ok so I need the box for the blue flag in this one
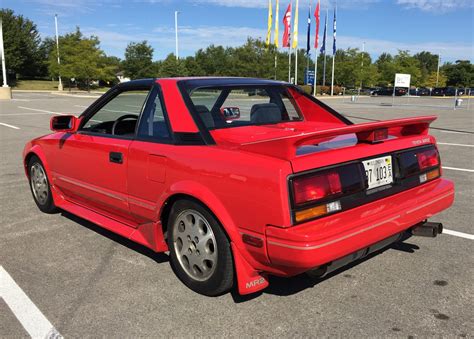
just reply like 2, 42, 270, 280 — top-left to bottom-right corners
332, 8, 336, 55
320, 12, 327, 54
306, 6, 311, 55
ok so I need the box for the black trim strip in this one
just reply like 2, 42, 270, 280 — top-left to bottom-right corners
288, 144, 439, 225
176, 80, 216, 145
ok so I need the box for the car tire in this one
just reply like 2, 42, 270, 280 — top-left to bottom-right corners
167, 199, 234, 296
27, 155, 57, 214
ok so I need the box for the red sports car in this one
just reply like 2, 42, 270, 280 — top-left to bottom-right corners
23, 78, 454, 296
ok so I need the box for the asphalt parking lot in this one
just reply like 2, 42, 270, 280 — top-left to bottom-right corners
1, 92, 473, 337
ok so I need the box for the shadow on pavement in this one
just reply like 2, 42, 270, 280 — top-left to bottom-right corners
59, 210, 421, 301
233, 239, 420, 301
60, 211, 169, 264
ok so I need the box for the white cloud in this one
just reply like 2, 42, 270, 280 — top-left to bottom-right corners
337, 35, 473, 61
80, 24, 472, 62
81, 25, 266, 58
396, 0, 474, 12
192, 0, 379, 9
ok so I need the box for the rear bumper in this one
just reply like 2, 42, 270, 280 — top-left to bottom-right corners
265, 178, 454, 276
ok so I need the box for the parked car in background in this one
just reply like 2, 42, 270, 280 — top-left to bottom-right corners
432, 87, 463, 96
418, 88, 431, 96
409, 88, 431, 96
372, 87, 408, 96
432, 87, 446, 96
23, 77, 454, 296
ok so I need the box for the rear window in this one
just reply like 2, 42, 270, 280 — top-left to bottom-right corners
185, 86, 302, 130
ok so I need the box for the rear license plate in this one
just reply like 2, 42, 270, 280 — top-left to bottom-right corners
363, 155, 393, 190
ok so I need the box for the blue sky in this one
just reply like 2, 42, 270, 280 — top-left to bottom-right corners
3, 0, 474, 62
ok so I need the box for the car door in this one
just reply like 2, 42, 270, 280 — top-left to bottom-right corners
127, 84, 174, 223
50, 85, 152, 226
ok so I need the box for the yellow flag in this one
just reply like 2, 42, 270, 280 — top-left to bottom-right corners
266, 0, 273, 46
274, 0, 279, 47
292, 0, 299, 48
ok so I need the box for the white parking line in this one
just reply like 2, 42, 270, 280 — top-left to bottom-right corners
444, 229, 474, 240
0, 112, 57, 116
439, 130, 471, 135
438, 142, 474, 148
74, 105, 88, 108
17, 106, 67, 115
0, 122, 20, 129
0, 266, 62, 338
442, 166, 474, 173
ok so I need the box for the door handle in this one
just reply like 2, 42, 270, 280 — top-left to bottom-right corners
109, 152, 123, 164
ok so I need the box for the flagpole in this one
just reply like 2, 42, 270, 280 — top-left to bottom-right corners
274, 0, 279, 80
288, 47, 291, 82
287, 1, 293, 83
312, 0, 320, 96
313, 0, 321, 97
330, 52, 335, 96
293, 0, 299, 85
330, 6, 336, 96
274, 53, 278, 80
322, 9, 327, 87
306, 3, 311, 84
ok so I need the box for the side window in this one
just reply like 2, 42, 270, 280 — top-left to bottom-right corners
282, 92, 301, 120
137, 89, 171, 141
81, 90, 149, 136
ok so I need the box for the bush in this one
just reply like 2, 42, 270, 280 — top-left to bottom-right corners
298, 85, 313, 94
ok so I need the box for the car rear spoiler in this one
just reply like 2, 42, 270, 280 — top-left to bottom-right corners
239, 116, 437, 160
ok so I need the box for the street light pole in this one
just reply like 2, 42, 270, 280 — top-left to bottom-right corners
54, 14, 63, 91
175, 11, 179, 60
0, 17, 12, 99
0, 17, 8, 88
436, 53, 440, 87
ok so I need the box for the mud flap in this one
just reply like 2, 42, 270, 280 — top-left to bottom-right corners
131, 221, 168, 252
231, 242, 269, 295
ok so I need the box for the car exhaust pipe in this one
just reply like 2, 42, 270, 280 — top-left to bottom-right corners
411, 221, 443, 237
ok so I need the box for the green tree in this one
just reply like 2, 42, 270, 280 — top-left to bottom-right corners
194, 45, 231, 76
122, 41, 154, 79
183, 56, 205, 76
414, 51, 439, 85
48, 28, 114, 91
442, 60, 473, 87
375, 53, 396, 86
159, 54, 188, 77
393, 50, 422, 86
0, 9, 44, 79
422, 71, 447, 88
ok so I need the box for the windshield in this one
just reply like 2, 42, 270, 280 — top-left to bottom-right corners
185, 85, 303, 130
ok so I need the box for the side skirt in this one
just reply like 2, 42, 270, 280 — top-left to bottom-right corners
53, 186, 168, 252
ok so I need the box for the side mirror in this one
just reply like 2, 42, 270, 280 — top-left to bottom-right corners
50, 115, 79, 133
220, 107, 241, 121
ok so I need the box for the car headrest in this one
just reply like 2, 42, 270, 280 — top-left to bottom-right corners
250, 103, 281, 124
194, 105, 215, 128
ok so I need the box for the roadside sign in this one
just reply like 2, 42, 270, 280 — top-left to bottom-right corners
394, 73, 411, 88
305, 69, 315, 85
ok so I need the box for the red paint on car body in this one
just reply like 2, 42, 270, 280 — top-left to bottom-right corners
23, 78, 454, 295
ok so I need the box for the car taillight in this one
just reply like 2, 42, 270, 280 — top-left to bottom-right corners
416, 148, 439, 170
293, 171, 342, 205
415, 148, 441, 183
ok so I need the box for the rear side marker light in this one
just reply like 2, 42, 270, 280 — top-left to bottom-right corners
242, 234, 263, 248
295, 200, 341, 223
420, 168, 440, 183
